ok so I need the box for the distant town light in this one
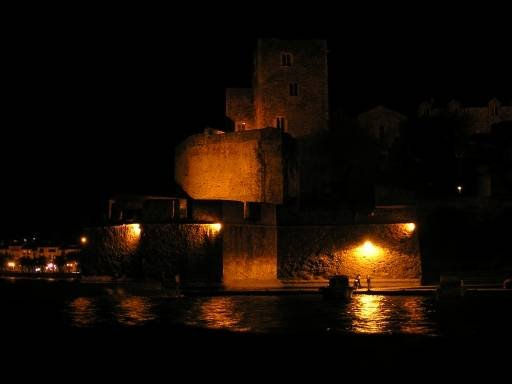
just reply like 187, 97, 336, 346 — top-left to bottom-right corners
80, 236, 87, 245
35, 267, 41, 272
405, 223, 416, 232
457, 185, 463, 194
7, 261, 15, 268
45, 263, 57, 272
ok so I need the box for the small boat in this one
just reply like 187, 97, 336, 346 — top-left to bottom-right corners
320, 275, 354, 301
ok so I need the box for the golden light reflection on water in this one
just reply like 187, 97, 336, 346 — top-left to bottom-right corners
350, 295, 435, 335
194, 297, 250, 332
69, 297, 97, 327
351, 295, 390, 334
117, 296, 156, 326
66, 293, 436, 335
399, 297, 432, 334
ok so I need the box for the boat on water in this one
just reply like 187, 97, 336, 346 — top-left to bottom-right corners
320, 275, 354, 301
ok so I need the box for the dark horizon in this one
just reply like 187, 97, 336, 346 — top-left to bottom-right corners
1, 10, 511, 239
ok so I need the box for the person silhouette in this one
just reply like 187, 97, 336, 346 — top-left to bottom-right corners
354, 274, 362, 289
175, 273, 181, 297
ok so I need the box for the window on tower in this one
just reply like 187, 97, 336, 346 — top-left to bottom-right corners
289, 83, 298, 96
243, 202, 261, 221
489, 100, 498, 118
281, 53, 292, 66
276, 117, 286, 132
236, 122, 247, 131
379, 125, 385, 140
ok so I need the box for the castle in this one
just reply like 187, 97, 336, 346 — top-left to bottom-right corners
83, 39, 511, 287
173, 39, 421, 287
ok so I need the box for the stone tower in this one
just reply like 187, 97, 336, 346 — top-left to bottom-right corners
226, 39, 329, 138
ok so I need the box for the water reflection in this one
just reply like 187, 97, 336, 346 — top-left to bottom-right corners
400, 297, 435, 335
69, 297, 97, 327
351, 295, 389, 334
15, 278, 512, 337
187, 297, 250, 332
64, 291, 438, 334
116, 296, 156, 326
349, 295, 437, 335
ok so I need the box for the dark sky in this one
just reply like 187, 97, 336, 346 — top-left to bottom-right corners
1, 7, 510, 239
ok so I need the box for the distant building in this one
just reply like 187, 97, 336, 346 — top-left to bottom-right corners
464, 98, 512, 134
0, 244, 80, 262
357, 105, 407, 149
1, 245, 26, 260
418, 98, 512, 135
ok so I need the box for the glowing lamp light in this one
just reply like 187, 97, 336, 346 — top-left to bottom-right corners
362, 241, 378, 257
405, 223, 416, 232
35, 267, 41, 272
7, 262, 15, 268
355, 240, 381, 260
128, 223, 141, 237
206, 223, 222, 237
80, 236, 87, 245
457, 185, 463, 194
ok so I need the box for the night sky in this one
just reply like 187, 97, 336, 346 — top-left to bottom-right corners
1, 6, 510, 240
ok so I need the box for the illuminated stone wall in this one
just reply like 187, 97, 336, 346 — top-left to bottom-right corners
175, 128, 293, 204
80, 223, 222, 283
80, 224, 142, 277
139, 224, 222, 283
81, 222, 420, 286
277, 223, 421, 281
222, 224, 278, 286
